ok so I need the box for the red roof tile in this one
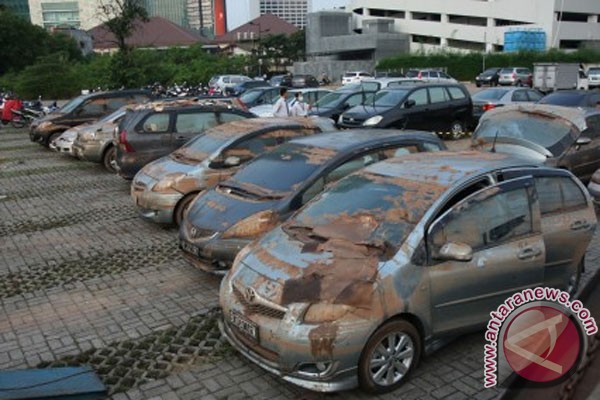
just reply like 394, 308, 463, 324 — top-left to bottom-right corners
214, 13, 299, 44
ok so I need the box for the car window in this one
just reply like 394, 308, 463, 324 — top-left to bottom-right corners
429, 87, 449, 103
142, 113, 170, 133
536, 176, 587, 214
440, 72, 451, 79
108, 97, 127, 111
176, 112, 218, 134
80, 98, 108, 115
219, 112, 247, 124
223, 128, 302, 162
511, 90, 529, 102
585, 115, 600, 138
447, 87, 467, 100
526, 90, 543, 102
380, 145, 419, 158
408, 88, 428, 106
430, 185, 533, 255
325, 151, 381, 184
347, 93, 366, 107
429, 71, 440, 78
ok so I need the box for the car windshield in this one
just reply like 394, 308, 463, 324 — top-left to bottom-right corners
100, 108, 125, 123
538, 93, 585, 107
59, 96, 86, 113
473, 89, 509, 101
481, 68, 498, 75
239, 89, 266, 104
226, 143, 337, 196
475, 111, 576, 156
172, 132, 229, 162
314, 92, 345, 108
287, 173, 442, 250
500, 68, 514, 74
372, 90, 408, 107
589, 68, 600, 74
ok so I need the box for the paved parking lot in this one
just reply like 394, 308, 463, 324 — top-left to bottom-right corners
1, 126, 599, 400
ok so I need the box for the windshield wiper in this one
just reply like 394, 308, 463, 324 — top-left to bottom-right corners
217, 183, 266, 200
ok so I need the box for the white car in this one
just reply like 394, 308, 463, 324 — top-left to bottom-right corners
342, 71, 373, 85
208, 74, 253, 92
50, 129, 78, 156
587, 67, 600, 89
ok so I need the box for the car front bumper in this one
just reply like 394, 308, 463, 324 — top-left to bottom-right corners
131, 186, 182, 224
73, 141, 104, 163
179, 236, 251, 274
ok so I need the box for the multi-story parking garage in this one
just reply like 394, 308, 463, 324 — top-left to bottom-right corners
349, 0, 600, 52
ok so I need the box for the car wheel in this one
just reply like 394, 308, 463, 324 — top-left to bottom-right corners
449, 120, 466, 139
358, 320, 421, 394
45, 132, 61, 148
567, 260, 583, 296
102, 146, 117, 173
476, 82, 481, 88
174, 192, 198, 227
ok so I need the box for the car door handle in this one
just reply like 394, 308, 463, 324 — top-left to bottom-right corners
571, 220, 590, 231
517, 247, 542, 260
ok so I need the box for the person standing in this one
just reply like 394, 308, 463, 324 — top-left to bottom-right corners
290, 92, 309, 117
272, 87, 290, 117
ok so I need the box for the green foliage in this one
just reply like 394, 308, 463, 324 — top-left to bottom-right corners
13, 53, 80, 99
377, 49, 600, 81
97, 0, 148, 54
0, 8, 82, 75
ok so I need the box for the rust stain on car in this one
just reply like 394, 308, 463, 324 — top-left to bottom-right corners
308, 323, 338, 358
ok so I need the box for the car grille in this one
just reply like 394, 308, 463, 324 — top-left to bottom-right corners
233, 285, 286, 320
341, 116, 364, 127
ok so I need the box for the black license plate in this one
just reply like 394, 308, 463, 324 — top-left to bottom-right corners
180, 240, 200, 257
230, 310, 259, 341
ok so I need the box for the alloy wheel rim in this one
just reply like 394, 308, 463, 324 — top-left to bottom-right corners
369, 332, 414, 386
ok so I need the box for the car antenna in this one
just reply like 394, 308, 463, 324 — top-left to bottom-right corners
490, 128, 500, 153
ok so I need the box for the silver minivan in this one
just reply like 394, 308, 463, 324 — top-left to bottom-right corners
498, 67, 532, 86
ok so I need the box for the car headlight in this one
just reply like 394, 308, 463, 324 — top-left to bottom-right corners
303, 303, 353, 324
152, 173, 185, 193
337, 114, 343, 125
222, 210, 277, 239
363, 115, 383, 126
78, 131, 96, 142
38, 121, 53, 130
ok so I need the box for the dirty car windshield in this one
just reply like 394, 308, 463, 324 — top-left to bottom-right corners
289, 173, 428, 248
372, 90, 408, 107
59, 96, 85, 113
229, 143, 336, 195
476, 112, 575, 156
314, 92, 344, 108
173, 132, 228, 161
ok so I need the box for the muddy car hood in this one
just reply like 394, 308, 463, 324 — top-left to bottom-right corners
142, 155, 204, 180
234, 226, 383, 308
187, 187, 280, 233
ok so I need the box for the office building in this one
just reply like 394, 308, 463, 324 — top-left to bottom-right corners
0, 0, 31, 20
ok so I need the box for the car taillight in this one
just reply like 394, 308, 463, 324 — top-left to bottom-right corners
119, 129, 135, 153
417, 72, 422, 79
512, 73, 516, 79
482, 103, 496, 111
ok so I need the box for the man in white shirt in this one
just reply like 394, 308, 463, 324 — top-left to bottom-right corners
272, 87, 290, 117
290, 92, 309, 117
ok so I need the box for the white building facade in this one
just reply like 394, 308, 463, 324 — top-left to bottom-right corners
349, 0, 600, 52
28, 0, 109, 30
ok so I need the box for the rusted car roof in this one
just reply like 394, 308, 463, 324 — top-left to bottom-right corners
364, 150, 534, 188
481, 103, 599, 132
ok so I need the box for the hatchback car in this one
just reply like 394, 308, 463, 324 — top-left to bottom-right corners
225, 80, 271, 96
209, 75, 253, 92
342, 71, 373, 85
475, 67, 501, 87
471, 87, 543, 125
472, 104, 600, 183
30, 89, 151, 147
405, 69, 457, 83
180, 130, 446, 273
309, 88, 376, 122
280, 74, 319, 88
498, 67, 532, 87
220, 151, 596, 393
238, 87, 281, 108
115, 99, 255, 180
131, 117, 336, 225
338, 83, 472, 136
538, 90, 600, 108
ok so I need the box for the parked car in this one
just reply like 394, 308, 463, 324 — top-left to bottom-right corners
472, 104, 600, 183
471, 87, 544, 125
71, 107, 129, 172
348, 77, 414, 92
588, 67, 600, 89
180, 130, 446, 272
338, 83, 472, 136
30, 89, 151, 147
131, 117, 336, 225
115, 99, 255, 180
250, 88, 332, 117
475, 67, 501, 87
220, 151, 596, 393
49, 129, 78, 156
238, 87, 281, 108
225, 80, 271, 96
342, 71, 373, 85
269, 74, 286, 86
309, 87, 377, 122
208, 75, 253, 92
498, 67, 532, 87
538, 90, 600, 108
587, 168, 600, 207
280, 74, 320, 88
405, 69, 457, 83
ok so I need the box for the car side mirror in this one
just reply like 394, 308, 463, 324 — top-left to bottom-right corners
435, 242, 473, 262
224, 156, 241, 167
576, 136, 592, 146
404, 99, 416, 109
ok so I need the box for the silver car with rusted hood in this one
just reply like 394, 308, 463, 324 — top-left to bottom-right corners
220, 151, 597, 393
131, 117, 336, 225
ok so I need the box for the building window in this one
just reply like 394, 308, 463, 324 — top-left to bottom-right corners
448, 14, 487, 26
41, 1, 80, 28
559, 40, 582, 50
556, 12, 589, 22
368, 8, 405, 19
447, 39, 485, 51
411, 12, 441, 22
494, 18, 532, 26
412, 35, 441, 45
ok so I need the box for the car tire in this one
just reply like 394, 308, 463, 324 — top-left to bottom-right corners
102, 146, 117, 173
567, 260, 583, 296
449, 120, 466, 139
358, 319, 421, 394
476, 82, 481, 88
174, 192, 199, 227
